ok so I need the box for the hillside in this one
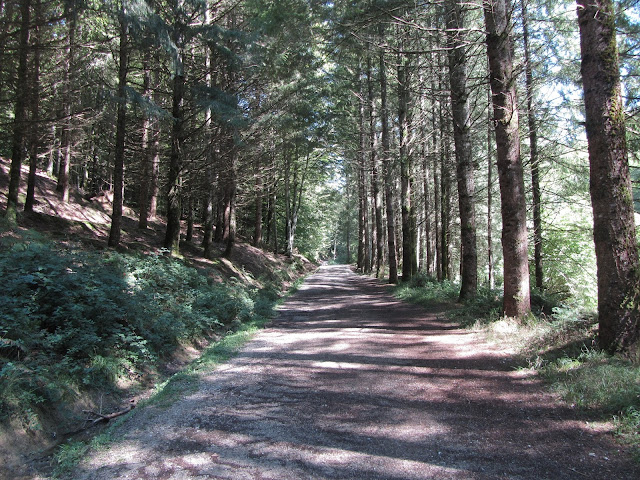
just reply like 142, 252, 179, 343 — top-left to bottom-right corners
0, 157, 315, 474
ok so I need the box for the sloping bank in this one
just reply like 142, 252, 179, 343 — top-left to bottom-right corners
0, 226, 315, 476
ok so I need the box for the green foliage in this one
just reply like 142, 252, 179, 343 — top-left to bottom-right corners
394, 273, 459, 306
0, 230, 283, 431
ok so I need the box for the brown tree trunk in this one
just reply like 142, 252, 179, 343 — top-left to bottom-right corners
447, 0, 477, 300
577, 0, 640, 354
521, 0, 543, 290
223, 145, 237, 258
367, 55, 384, 277
484, 0, 531, 317
398, 50, 418, 282
25, 0, 42, 213
253, 156, 263, 247
487, 83, 495, 290
357, 66, 368, 271
138, 53, 152, 230
164, 62, 185, 254
380, 35, 398, 284
5, 0, 31, 224
108, 9, 129, 248
57, 4, 76, 203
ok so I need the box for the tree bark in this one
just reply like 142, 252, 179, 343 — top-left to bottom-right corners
357, 66, 368, 271
484, 0, 531, 317
5, 0, 31, 224
57, 3, 76, 203
577, 0, 640, 354
367, 55, 384, 277
108, 8, 129, 248
447, 0, 477, 300
25, 0, 42, 213
138, 53, 152, 230
380, 35, 398, 284
398, 49, 418, 282
487, 83, 495, 290
521, 0, 543, 290
164, 6, 186, 255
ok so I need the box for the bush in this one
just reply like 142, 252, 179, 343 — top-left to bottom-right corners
0, 231, 283, 430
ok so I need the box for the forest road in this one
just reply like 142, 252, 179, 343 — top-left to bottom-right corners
69, 264, 638, 479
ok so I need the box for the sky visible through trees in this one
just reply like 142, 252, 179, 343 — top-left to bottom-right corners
1, 0, 640, 353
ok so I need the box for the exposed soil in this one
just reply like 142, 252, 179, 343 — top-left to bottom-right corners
26, 265, 639, 479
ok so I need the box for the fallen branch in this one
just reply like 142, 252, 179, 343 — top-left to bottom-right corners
82, 400, 136, 428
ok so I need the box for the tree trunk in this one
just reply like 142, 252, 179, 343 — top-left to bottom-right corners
108, 9, 129, 248
487, 83, 495, 290
138, 53, 152, 230
223, 145, 237, 258
57, 4, 76, 203
357, 66, 368, 271
367, 55, 384, 277
484, 0, 531, 317
447, 0, 477, 300
164, 57, 185, 255
25, 0, 42, 213
398, 50, 418, 282
253, 155, 263, 247
5, 0, 31, 224
380, 35, 398, 284
521, 0, 543, 290
577, 0, 640, 354
433, 99, 442, 281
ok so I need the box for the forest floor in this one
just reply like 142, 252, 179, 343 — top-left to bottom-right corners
42, 264, 639, 480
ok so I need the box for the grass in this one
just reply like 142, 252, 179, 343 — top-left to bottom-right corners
394, 279, 640, 459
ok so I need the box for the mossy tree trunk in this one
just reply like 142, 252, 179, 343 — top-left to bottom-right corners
577, 0, 640, 354
484, 0, 531, 317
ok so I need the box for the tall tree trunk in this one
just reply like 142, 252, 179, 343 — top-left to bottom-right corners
223, 144, 237, 258
433, 100, 442, 281
25, 0, 42, 213
577, 0, 640, 354
380, 35, 398, 284
148, 64, 161, 221
440, 128, 451, 280
398, 50, 418, 282
5, 0, 31, 224
357, 67, 368, 271
253, 155, 263, 247
185, 189, 194, 243
422, 145, 433, 276
138, 53, 152, 229
447, 0, 477, 300
521, 0, 543, 290
487, 83, 495, 290
164, 54, 185, 254
484, 0, 531, 317
367, 55, 384, 277
108, 9, 129, 248
57, 4, 76, 203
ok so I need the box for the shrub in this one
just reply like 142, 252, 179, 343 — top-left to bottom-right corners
0, 231, 285, 430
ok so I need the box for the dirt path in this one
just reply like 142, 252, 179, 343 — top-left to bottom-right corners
67, 265, 637, 479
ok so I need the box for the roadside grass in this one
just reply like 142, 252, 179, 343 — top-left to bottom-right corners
394, 278, 640, 459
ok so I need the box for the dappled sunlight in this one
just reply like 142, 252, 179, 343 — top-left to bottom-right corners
73, 265, 637, 479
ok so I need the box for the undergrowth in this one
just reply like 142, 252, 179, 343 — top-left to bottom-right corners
0, 226, 285, 434
395, 277, 640, 458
